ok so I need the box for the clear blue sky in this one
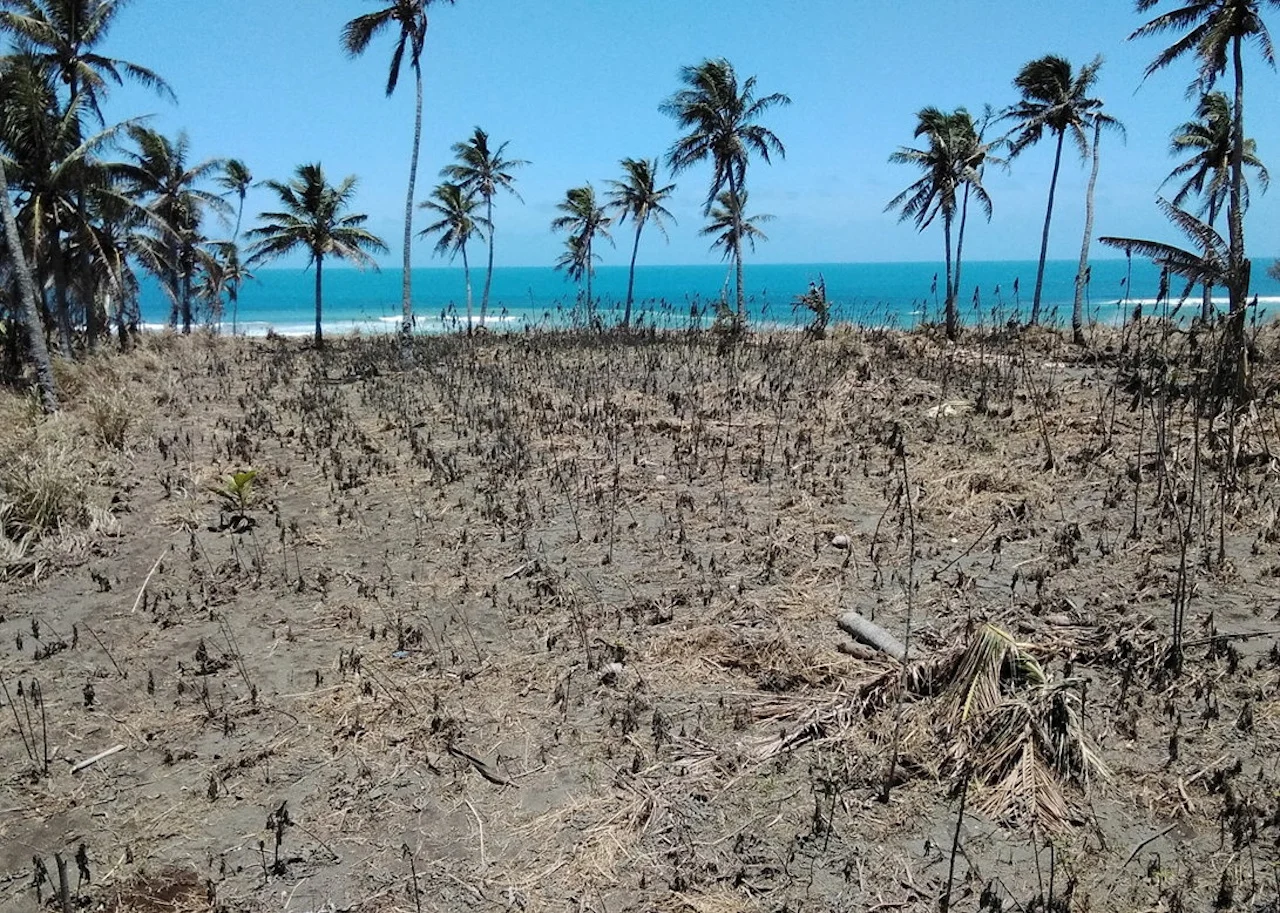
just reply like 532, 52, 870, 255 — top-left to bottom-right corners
96, 0, 1280, 269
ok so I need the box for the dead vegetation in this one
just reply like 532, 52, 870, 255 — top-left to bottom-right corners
2, 318, 1280, 912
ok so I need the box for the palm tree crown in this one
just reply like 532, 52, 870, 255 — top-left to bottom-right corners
1131, 0, 1278, 90
418, 181, 489, 331
886, 106, 994, 339
1164, 90, 1268, 216
245, 163, 387, 346
441, 126, 526, 326
605, 157, 676, 327
701, 189, 771, 258
1002, 54, 1117, 324
661, 57, 789, 320
551, 183, 612, 316
0, 0, 173, 120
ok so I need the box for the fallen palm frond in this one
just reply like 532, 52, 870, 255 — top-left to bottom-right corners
759, 621, 1105, 831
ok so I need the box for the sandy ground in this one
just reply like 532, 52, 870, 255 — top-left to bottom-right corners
3, 323, 1280, 913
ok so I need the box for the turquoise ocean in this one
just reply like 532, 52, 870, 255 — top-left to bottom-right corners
139, 259, 1280, 336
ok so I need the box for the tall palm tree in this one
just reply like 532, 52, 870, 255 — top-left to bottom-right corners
886, 107, 993, 340
0, 155, 56, 410
418, 181, 488, 332
1003, 55, 1113, 326
1131, 0, 1278, 399
1161, 91, 1268, 320
245, 163, 387, 348
554, 233, 592, 301
215, 158, 252, 331
342, 0, 454, 346
1069, 86, 1124, 346
605, 157, 675, 327
551, 183, 611, 316
441, 126, 526, 327
0, 0, 173, 121
661, 57, 789, 321
122, 125, 228, 334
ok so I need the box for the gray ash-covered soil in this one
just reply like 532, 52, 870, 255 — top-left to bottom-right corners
3, 323, 1280, 912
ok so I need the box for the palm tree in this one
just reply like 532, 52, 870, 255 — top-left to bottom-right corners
1131, 0, 1279, 399
418, 181, 488, 332
342, 0, 454, 346
1100, 198, 1231, 306
661, 57, 790, 321
0, 0, 173, 121
551, 183, 611, 316
701, 189, 772, 320
605, 157, 675, 327
245, 163, 387, 347
1070, 88, 1124, 346
1161, 91, 1268, 321
217, 158, 252, 239
122, 125, 229, 334
441, 127, 526, 327
554, 233, 592, 299
886, 107, 993, 340
0, 155, 56, 410
1002, 54, 1112, 326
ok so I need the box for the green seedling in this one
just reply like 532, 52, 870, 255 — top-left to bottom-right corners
212, 470, 258, 532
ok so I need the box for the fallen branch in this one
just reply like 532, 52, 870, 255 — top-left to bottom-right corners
130, 545, 170, 614
838, 612, 906, 661
70, 744, 126, 775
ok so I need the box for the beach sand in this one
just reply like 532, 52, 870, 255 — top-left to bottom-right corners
2, 324, 1280, 912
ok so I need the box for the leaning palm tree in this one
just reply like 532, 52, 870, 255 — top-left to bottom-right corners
1002, 54, 1113, 326
551, 183, 611, 317
121, 125, 229, 334
342, 0, 454, 346
701, 189, 772, 321
1070, 84, 1125, 346
605, 157, 676, 327
1161, 91, 1268, 321
0, 0, 173, 122
417, 181, 488, 332
441, 126, 526, 327
0, 155, 56, 410
1131, 0, 1279, 399
1100, 198, 1231, 304
661, 57, 789, 321
245, 163, 387, 347
886, 107, 993, 340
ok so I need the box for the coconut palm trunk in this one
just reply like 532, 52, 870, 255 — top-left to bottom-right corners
400, 61, 423, 345
727, 172, 746, 318
1030, 130, 1066, 325
314, 254, 324, 347
481, 196, 495, 326
942, 214, 956, 338
953, 185, 973, 338
462, 242, 472, 330
1201, 197, 1222, 322
49, 234, 75, 356
1073, 118, 1102, 345
0, 159, 58, 411
624, 222, 643, 327
1226, 34, 1249, 398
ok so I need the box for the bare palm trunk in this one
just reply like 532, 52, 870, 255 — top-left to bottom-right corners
181, 247, 194, 334
585, 237, 594, 320
728, 172, 745, 320
314, 254, 324, 348
481, 196, 494, 327
49, 233, 75, 356
954, 184, 972, 338
0, 159, 58, 412
624, 221, 643, 328
943, 213, 956, 340
462, 242, 473, 333
1201, 198, 1220, 323
1226, 34, 1249, 400
1030, 129, 1066, 326
400, 62, 424, 350
1073, 118, 1102, 346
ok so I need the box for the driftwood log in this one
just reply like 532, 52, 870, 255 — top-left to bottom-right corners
837, 612, 906, 661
